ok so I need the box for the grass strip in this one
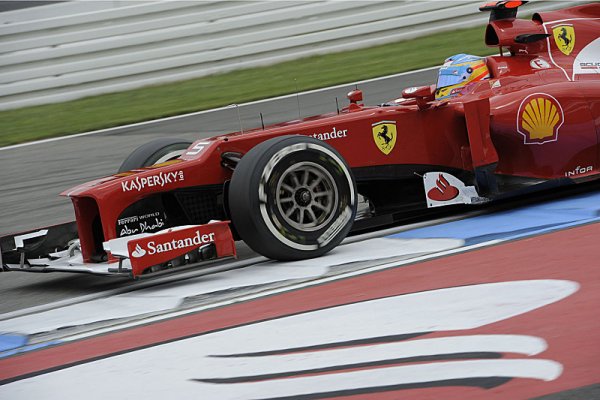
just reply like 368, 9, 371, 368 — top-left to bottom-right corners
0, 25, 494, 147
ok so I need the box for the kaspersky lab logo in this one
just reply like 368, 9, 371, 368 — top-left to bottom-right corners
121, 170, 185, 192
130, 231, 216, 258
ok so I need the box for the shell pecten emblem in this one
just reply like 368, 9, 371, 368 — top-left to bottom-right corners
517, 93, 564, 145
372, 120, 397, 155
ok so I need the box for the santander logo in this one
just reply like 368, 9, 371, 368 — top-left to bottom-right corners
131, 244, 146, 258
131, 230, 216, 258
427, 174, 459, 201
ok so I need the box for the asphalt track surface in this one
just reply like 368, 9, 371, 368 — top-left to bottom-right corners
0, 68, 437, 312
0, 68, 437, 235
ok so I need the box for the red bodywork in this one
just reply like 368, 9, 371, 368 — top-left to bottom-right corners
63, 4, 600, 263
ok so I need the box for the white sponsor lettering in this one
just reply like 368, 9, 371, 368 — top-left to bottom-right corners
120, 225, 138, 236
118, 212, 162, 227
140, 218, 166, 233
118, 216, 139, 225
132, 230, 216, 258
565, 165, 593, 177
579, 62, 600, 70
307, 127, 348, 141
121, 171, 185, 192
120, 217, 166, 236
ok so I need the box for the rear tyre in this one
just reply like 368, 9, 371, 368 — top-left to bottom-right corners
118, 138, 192, 172
229, 135, 356, 261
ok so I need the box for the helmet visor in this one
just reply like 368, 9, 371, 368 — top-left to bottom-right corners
437, 65, 468, 89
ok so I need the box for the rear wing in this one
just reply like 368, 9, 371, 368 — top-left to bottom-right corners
480, 1, 528, 22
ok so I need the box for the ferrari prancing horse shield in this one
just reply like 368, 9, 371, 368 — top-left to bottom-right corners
552, 25, 575, 56
372, 121, 397, 155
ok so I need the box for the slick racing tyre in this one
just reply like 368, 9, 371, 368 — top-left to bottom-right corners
229, 135, 357, 261
118, 138, 192, 173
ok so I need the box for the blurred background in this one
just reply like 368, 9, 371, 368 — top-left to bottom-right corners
0, 0, 585, 146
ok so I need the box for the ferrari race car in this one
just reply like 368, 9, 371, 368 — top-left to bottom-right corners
1, 1, 599, 278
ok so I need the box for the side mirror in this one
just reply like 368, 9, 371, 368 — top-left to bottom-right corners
345, 89, 364, 112
401, 85, 436, 109
347, 89, 363, 104
402, 85, 435, 99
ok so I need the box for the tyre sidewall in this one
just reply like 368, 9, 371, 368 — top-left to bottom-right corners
118, 138, 192, 172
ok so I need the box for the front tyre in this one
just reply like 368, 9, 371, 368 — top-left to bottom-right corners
229, 136, 356, 261
118, 138, 192, 173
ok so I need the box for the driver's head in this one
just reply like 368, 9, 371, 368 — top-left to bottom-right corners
435, 54, 490, 100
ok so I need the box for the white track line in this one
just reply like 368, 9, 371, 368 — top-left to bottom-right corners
0, 66, 437, 152
63, 238, 504, 343
0, 256, 262, 321
60, 218, 599, 342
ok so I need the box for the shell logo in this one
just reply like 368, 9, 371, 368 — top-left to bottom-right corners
517, 93, 564, 145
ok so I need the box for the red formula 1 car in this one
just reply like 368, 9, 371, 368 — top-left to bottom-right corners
1, 1, 599, 278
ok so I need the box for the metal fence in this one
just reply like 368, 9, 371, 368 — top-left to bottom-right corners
0, 0, 582, 110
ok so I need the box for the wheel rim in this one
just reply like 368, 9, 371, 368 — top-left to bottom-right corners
275, 162, 338, 232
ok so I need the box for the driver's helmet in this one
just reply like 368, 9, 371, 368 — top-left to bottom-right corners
435, 54, 490, 100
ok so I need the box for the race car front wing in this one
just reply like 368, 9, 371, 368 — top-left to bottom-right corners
1, 221, 236, 278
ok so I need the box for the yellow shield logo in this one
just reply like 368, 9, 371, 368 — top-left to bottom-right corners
372, 121, 397, 155
553, 25, 575, 56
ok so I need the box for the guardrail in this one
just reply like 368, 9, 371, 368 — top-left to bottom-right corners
0, 0, 584, 110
